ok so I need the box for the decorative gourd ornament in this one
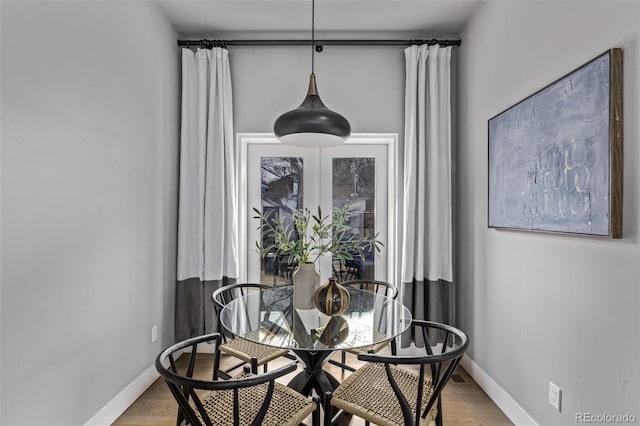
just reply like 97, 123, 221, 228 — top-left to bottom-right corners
315, 277, 350, 316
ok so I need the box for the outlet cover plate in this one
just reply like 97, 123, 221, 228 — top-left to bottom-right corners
549, 382, 561, 411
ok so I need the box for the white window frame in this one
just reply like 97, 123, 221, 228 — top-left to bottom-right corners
237, 133, 398, 285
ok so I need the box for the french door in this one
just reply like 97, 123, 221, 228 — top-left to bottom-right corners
238, 134, 396, 285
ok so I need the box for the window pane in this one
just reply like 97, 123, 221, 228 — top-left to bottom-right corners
260, 157, 303, 285
332, 158, 376, 281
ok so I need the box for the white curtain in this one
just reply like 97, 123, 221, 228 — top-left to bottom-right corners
401, 44, 454, 335
176, 47, 237, 339
178, 47, 238, 281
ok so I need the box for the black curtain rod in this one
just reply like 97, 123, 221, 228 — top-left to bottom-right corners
177, 38, 461, 49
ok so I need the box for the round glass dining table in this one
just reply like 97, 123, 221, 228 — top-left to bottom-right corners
219, 285, 412, 401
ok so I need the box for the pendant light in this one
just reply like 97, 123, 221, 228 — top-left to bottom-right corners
273, 0, 351, 148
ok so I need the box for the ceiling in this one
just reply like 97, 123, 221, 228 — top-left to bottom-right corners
156, 0, 482, 38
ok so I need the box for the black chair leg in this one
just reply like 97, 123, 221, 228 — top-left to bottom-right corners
323, 392, 333, 426
311, 395, 320, 426
213, 349, 222, 380
250, 357, 258, 374
341, 351, 346, 378
436, 395, 443, 426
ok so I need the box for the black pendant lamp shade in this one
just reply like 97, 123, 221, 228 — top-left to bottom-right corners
274, 74, 350, 147
273, 0, 351, 148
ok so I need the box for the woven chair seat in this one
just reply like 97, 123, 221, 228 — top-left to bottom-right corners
219, 333, 289, 364
346, 331, 392, 355
196, 373, 316, 426
330, 362, 436, 426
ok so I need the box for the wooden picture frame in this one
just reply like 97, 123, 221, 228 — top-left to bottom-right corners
488, 48, 623, 238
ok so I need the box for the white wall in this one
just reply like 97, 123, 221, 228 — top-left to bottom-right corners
225, 39, 405, 135
0, 1, 179, 424
457, 1, 640, 424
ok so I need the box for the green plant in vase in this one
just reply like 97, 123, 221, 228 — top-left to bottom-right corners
253, 202, 383, 309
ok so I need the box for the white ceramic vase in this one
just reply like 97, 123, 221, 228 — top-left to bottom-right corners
293, 262, 320, 310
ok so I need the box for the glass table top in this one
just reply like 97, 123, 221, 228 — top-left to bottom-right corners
219, 285, 412, 352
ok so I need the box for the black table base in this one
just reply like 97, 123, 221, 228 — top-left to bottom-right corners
287, 350, 352, 424
288, 350, 340, 400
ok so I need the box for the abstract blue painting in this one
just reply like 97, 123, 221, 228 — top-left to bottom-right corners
488, 49, 622, 237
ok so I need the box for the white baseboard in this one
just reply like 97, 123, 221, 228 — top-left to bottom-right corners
85, 349, 189, 426
461, 354, 538, 426
84, 364, 160, 426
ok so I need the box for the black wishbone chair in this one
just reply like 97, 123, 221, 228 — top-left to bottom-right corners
327, 279, 399, 376
212, 283, 293, 380
156, 333, 320, 426
323, 320, 469, 426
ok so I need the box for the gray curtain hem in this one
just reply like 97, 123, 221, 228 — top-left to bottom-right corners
400, 279, 455, 348
175, 276, 237, 341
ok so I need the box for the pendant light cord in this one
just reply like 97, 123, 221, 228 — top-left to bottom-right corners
311, 0, 315, 74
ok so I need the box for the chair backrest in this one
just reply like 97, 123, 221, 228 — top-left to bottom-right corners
155, 333, 298, 426
212, 283, 273, 342
340, 279, 398, 299
358, 320, 469, 425
212, 282, 273, 312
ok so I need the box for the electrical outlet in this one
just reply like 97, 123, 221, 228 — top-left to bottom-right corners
151, 325, 158, 343
549, 382, 561, 411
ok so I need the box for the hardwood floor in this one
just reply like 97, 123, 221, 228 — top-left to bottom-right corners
113, 350, 512, 426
